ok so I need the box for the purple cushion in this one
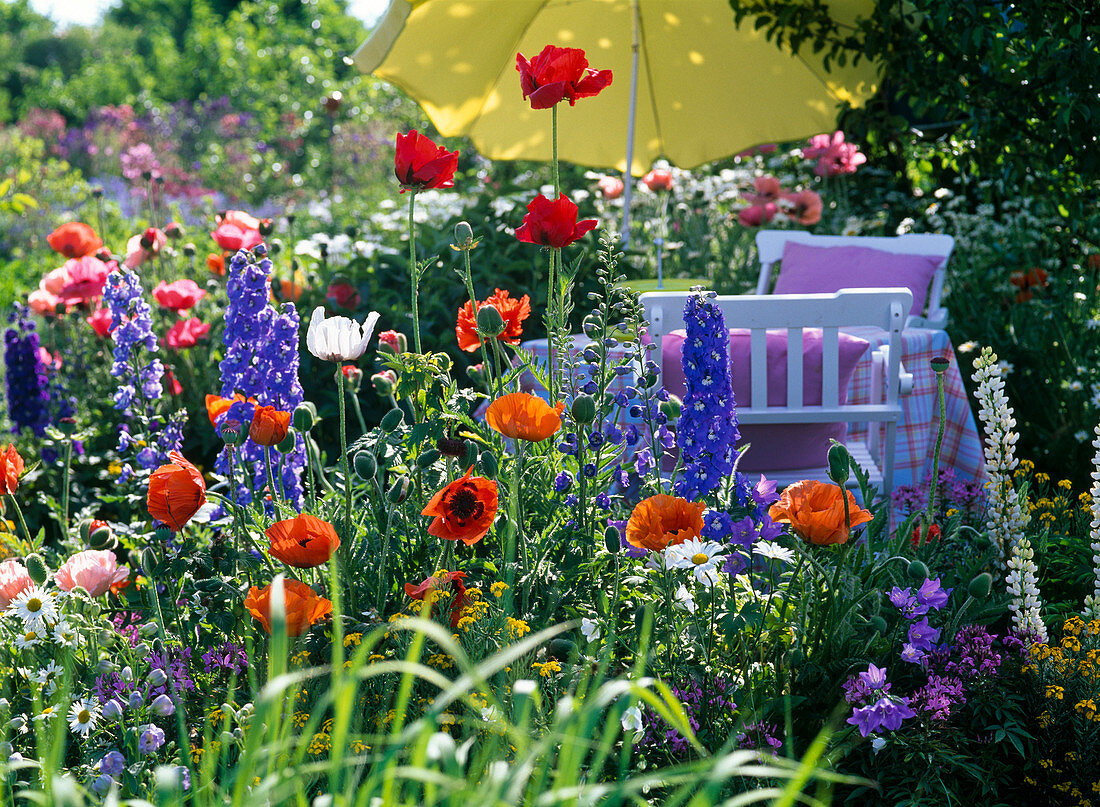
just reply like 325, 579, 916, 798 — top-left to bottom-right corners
772, 241, 941, 316
662, 328, 870, 471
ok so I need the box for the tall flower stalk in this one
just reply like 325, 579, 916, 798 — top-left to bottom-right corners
1005, 534, 1047, 643
971, 347, 1028, 563
4, 306, 51, 437
1084, 424, 1100, 619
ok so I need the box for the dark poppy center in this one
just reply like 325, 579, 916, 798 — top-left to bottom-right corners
446, 484, 484, 524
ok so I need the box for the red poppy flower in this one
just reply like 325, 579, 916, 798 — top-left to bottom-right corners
642, 168, 674, 192
782, 190, 823, 226
911, 523, 942, 548
267, 514, 340, 568
515, 193, 598, 249
165, 317, 210, 349
212, 210, 263, 252
394, 130, 459, 192
47, 222, 103, 259
485, 393, 565, 442
86, 307, 113, 338
405, 570, 470, 628
153, 279, 206, 311
147, 451, 207, 532
244, 579, 332, 636
1009, 268, 1049, 303
455, 288, 531, 352
325, 281, 360, 310
769, 480, 873, 546
249, 405, 291, 447
0, 445, 25, 496
422, 467, 498, 546
164, 368, 183, 396
516, 45, 612, 109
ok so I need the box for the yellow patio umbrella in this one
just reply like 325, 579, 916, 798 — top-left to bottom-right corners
354, 0, 879, 178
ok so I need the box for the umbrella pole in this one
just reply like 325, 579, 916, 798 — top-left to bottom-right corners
619, 0, 641, 248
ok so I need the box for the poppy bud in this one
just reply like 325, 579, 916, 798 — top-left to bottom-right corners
417, 449, 441, 469
604, 525, 621, 554
88, 520, 114, 550
293, 403, 318, 432
353, 451, 377, 480
462, 440, 480, 467
906, 560, 929, 582
276, 432, 297, 454
967, 572, 992, 599
827, 443, 851, 486
479, 450, 498, 479
25, 553, 48, 586
259, 218, 275, 236
153, 524, 173, 543
372, 370, 396, 397
141, 546, 160, 575
437, 436, 466, 458
380, 408, 404, 432
467, 362, 487, 387
476, 304, 506, 338
268, 238, 283, 255
658, 395, 681, 421
220, 419, 247, 445
570, 394, 597, 425
183, 243, 197, 257
547, 637, 576, 661
57, 417, 77, 436
165, 221, 183, 239
377, 330, 406, 355
454, 221, 475, 250
341, 365, 363, 392
387, 476, 411, 504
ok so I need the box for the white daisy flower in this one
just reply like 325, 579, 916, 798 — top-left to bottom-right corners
33, 704, 58, 724
8, 586, 59, 630
753, 540, 796, 564
580, 618, 601, 643
13, 628, 42, 650
52, 622, 79, 648
68, 698, 99, 737
32, 661, 63, 686
665, 538, 726, 587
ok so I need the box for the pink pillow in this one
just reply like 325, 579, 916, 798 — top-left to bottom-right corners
772, 241, 941, 316
662, 328, 870, 471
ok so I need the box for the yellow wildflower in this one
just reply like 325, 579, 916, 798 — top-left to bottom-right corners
507, 617, 531, 639
491, 582, 509, 598
292, 711, 310, 727
1036, 472, 1050, 485
531, 660, 561, 678
308, 733, 332, 755
1045, 685, 1065, 700
344, 632, 363, 648
1058, 479, 1073, 490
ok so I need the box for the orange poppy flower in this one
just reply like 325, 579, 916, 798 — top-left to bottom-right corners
768, 479, 873, 546
1009, 267, 1049, 303
204, 393, 256, 427
485, 392, 565, 442
47, 222, 103, 259
267, 513, 340, 568
244, 579, 332, 636
626, 494, 705, 552
249, 405, 291, 447
422, 467, 498, 545
404, 570, 470, 627
146, 451, 207, 532
207, 253, 226, 276
0, 445, 24, 496
455, 288, 531, 352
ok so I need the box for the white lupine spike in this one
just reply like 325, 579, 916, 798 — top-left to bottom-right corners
1083, 424, 1100, 620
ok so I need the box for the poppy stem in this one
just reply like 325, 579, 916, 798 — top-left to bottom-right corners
458, 241, 494, 398
923, 365, 949, 544
408, 190, 423, 354
335, 366, 353, 544
263, 446, 280, 507
546, 247, 557, 403
6, 495, 33, 554
60, 436, 73, 534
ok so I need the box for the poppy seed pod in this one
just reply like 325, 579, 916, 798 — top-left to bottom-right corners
604, 525, 621, 554
25, 553, 48, 586
479, 450, 498, 479
292, 403, 318, 432
570, 394, 597, 425
417, 449, 441, 469
276, 432, 297, 455
658, 394, 681, 421
219, 419, 247, 446
930, 355, 950, 374
476, 304, 506, 338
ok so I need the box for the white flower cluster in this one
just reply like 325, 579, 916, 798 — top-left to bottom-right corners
1084, 425, 1100, 620
971, 347, 1029, 561
1005, 535, 1047, 643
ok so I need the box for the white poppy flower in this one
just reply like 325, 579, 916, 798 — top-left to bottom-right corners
306, 307, 381, 362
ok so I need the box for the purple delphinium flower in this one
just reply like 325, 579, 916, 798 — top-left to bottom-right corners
736, 721, 782, 751
201, 642, 249, 675
907, 618, 940, 653
215, 248, 305, 510
148, 647, 195, 698
553, 471, 573, 493
916, 577, 952, 610
640, 677, 738, 757
888, 586, 928, 619
674, 294, 739, 500
4, 306, 52, 436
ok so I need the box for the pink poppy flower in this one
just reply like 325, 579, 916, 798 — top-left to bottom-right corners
737, 203, 777, 227
38, 347, 61, 371
748, 176, 784, 204
58, 256, 111, 303
87, 307, 113, 337
153, 279, 206, 311
28, 288, 61, 317
598, 175, 624, 199
803, 131, 867, 176
782, 190, 823, 225
55, 549, 129, 597
212, 210, 263, 252
41, 265, 72, 296
124, 228, 168, 268
642, 168, 674, 192
165, 317, 211, 349
0, 559, 32, 609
